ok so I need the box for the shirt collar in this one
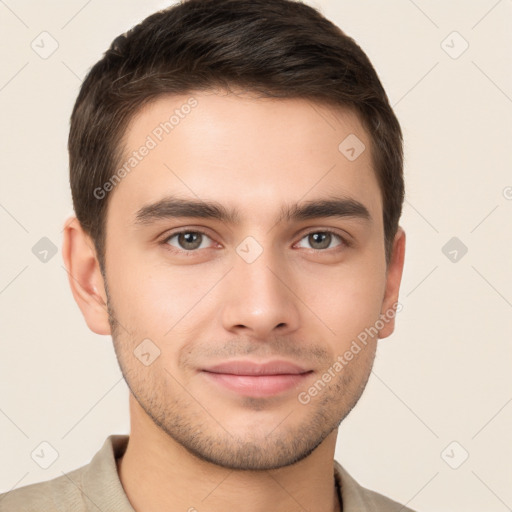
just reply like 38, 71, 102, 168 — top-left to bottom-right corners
81, 434, 135, 511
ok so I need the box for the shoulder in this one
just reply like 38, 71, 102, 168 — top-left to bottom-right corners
0, 465, 87, 511
0, 434, 131, 512
334, 460, 417, 512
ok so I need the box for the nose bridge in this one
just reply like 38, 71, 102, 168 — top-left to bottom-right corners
220, 235, 300, 337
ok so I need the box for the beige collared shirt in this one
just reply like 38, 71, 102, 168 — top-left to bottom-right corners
0, 435, 416, 511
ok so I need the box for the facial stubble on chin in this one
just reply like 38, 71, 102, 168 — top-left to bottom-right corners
103, 283, 377, 471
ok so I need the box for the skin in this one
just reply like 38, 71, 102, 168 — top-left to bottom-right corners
62, 88, 405, 512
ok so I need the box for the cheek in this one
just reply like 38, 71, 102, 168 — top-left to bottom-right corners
109, 257, 216, 338
307, 259, 386, 343
107, 231, 387, 346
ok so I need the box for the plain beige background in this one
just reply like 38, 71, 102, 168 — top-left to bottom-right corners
0, 1, 511, 510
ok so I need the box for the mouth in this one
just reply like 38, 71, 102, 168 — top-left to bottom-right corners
201, 360, 314, 397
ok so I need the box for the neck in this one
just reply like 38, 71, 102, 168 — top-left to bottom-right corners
116, 394, 341, 512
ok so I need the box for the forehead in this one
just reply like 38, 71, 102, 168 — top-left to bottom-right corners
108, 89, 382, 228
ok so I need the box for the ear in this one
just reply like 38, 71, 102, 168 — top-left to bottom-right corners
378, 226, 406, 339
61, 215, 111, 335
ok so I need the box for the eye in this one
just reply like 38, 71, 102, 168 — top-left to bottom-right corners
163, 230, 215, 252
295, 230, 348, 251
160, 228, 350, 255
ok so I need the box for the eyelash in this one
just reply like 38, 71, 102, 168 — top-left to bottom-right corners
160, 228, 351, 255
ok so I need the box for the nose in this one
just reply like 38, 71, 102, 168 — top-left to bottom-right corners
220, 242, 301, 341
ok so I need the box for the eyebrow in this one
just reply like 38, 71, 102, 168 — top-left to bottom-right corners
134, 194, 371, 226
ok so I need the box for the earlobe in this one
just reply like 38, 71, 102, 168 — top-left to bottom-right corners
61, 216, 111, 335
378, 227, 406, 339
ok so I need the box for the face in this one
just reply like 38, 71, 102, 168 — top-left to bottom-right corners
98, 89, 403, 470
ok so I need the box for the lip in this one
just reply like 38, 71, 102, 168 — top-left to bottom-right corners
203, 359, 310, 376
201, 360, 313, 397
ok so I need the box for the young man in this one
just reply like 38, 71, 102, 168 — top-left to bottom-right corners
0, 0, 411, 510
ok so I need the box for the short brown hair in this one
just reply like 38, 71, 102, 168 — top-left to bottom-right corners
68, 0, 404, 270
